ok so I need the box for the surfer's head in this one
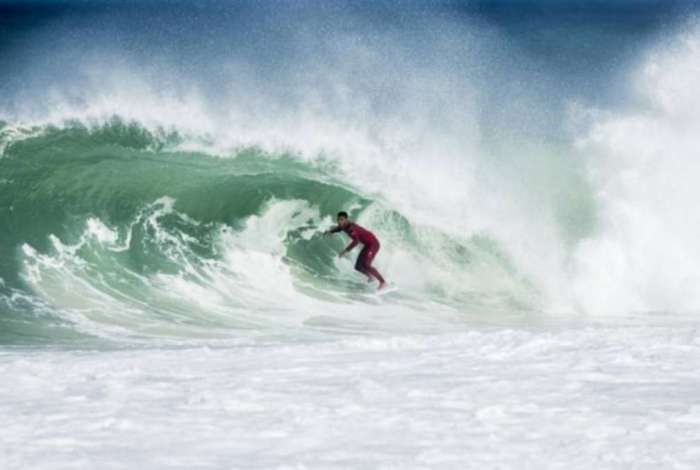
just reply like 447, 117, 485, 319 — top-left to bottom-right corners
337, 211, 350, 227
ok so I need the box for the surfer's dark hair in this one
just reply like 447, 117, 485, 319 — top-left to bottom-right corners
337, 211, 349, 219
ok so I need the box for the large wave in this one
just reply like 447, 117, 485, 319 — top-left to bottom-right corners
0, 3, 698, 344
0, 120, 535, 343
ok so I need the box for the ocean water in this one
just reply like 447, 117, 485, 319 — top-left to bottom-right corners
1, 1, 700, 468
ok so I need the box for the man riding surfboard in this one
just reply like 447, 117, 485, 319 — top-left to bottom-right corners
325, 211, 387, 290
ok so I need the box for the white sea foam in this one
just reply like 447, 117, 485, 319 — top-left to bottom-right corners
19, 197, 461, 341
2, 324, 699, 468
571, 23, 700, 314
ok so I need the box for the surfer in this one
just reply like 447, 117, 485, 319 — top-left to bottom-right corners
325, 211, 387, 289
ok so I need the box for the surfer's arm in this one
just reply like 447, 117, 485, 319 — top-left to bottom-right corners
340, 239, 359, 256
324, 225, 343, 236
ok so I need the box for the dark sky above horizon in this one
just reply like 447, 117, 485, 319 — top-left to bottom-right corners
1, 0, 698, 138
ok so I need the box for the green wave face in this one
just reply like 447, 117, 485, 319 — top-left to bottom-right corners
0, 120, 536, 345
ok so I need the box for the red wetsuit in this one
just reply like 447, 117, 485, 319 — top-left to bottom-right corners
330, 222, 385, 284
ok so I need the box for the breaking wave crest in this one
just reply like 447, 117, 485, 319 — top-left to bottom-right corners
2, 13, 700, 344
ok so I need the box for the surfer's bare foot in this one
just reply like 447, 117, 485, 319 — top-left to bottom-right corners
378, 281, 387, 290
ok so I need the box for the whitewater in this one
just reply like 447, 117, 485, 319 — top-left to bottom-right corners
1, 1, 700, 468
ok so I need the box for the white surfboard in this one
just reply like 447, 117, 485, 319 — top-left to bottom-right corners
375, 284, 399, 296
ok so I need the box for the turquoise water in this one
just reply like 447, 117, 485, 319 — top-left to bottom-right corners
0, 120, 540, 345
